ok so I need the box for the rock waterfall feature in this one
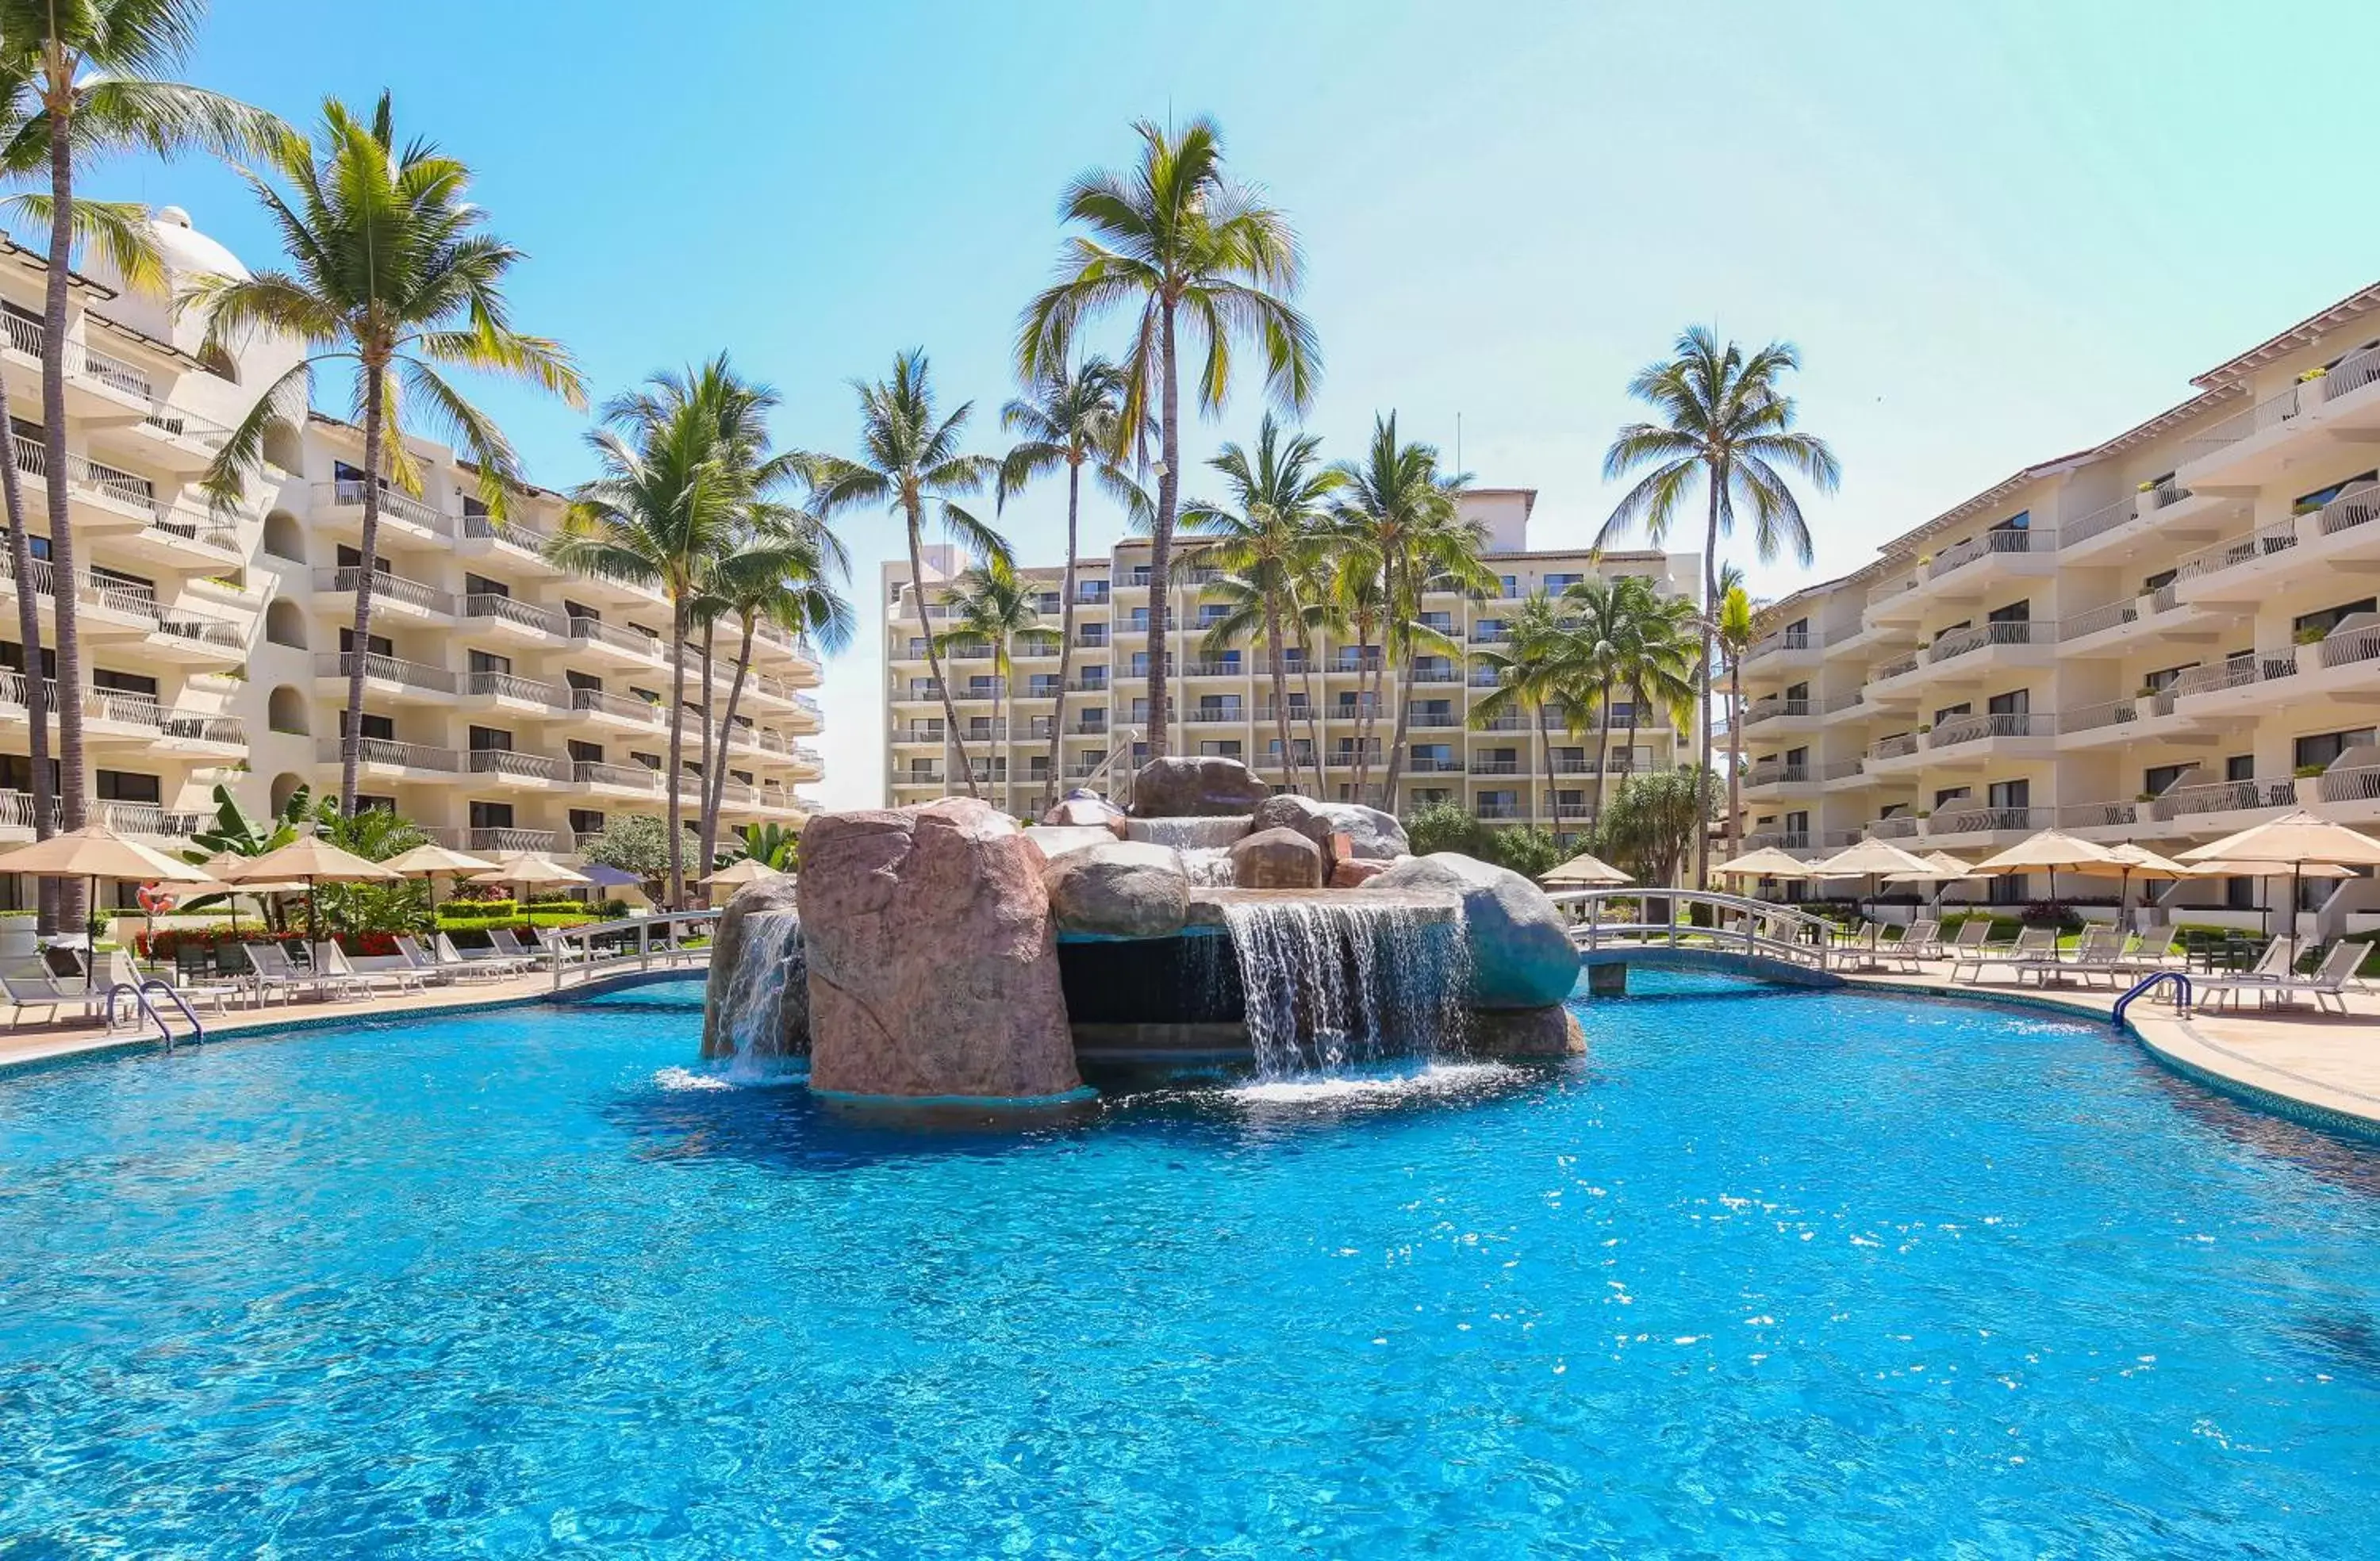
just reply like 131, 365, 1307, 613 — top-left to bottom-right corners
701, 874, 808, 1060
1221, 894, 1472, 1076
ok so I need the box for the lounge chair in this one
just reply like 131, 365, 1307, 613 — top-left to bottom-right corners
1894, 918, 1943, 962
435, 931, 535, 977
2197, 939, 2358, 1012
0, 971, 102, 1028
2112, 927, 2182, 973
489, 928, 551, 966
1942, 919, 1993, 958
316, 942, 428, 997
243, 941, 343, 1004
2037, 926, 2126, 988
403, 934, 508, 984
390, 936, 455, 985
1953, 925, 2055, 984
104, 949, 236, 1022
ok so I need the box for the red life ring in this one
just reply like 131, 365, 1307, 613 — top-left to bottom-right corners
136, 883, 175, 915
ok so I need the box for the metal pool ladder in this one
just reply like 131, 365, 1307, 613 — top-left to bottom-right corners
2112, 970, 2192, 1030
106, 980, 207, 1051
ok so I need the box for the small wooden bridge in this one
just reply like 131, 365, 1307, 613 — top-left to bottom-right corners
1546, 889, 1846, 991
543, 909, 720, 999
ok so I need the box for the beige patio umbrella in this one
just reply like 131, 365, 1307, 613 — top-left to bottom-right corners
1539, 850, 1633, 888
1711, 846, 1818, 880
470, 856, 592, 890
1883, 850, 1986, 916
194, 849, 311, 936
2178, 811, 2380, 961
218, 835, 399, 944
1810, 837, 1939, 919
382, 842, 499, 919
703, 856, 789, 888
2104, 842, 2194, 932
1, 826, 217, 985
1971, 829, 2127, 906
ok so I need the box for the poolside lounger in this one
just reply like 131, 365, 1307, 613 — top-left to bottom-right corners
403, 935, 508, 984
1952, 925, 2055, 984
1943, 919, 1993, 956
243, 942, 344, 1005
435, 931, 535, 977
2112, 928, 2182, 973
105, 950, 236, 1021
0, 972, 102, 1028
317, 942, 428, 998
1898, 919, 1943, 962
489, 928, 553, 966
2197, 940, 2359, 1013
2038, 926, 2126, 988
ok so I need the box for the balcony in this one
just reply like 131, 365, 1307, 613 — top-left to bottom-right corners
314, 651, 457, 701
118, 505, 242, 570
1926, 619, 2054, 668
1741, 696, 1811, 729
572, 759, 664, 795
1467, 759, 1523, 775
2157, 777, 2296, 824
1473, 803, 1526, 819
1745, 627, 1814, 663
1178, 660, 1246, 677
2171, 518, 2298, 606
1925, 528, 2058, 593
1925, 710, 2054, 750
2169, 651, 2297, 707
468, 827, 561, 856
1406, 756, 1464, 773
10, 442, 179, 536
567, 616, 666, 665
1744, 760, 1807, 789
1929, 805, 2048, 838
1871, 651, 1921, 685
318, 736, 463, 777
144, 608, 245, 663
312, 478, 454, 543
466, 749, 566, 786
459, 512, 559, 572
463, 672, 561, 712
893, 769, 947, 787
2176, 383, 2308, 485
1820, 688, 1866, 721
2058, 696, 2151, 747
463, 593, 567, 641
566, 687, 664, 730
1181, 707, 1250, 723
1818, 757, 1865, 787
1868, 733, 1920, 763
1869, 815, 1921, 840
314, 566, 457, 621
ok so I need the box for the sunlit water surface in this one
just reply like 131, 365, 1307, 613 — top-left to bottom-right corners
4, 975, 2378, 1556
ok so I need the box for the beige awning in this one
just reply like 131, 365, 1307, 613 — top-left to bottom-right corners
0, 825, 215, 883
1539, 850, 1633, 887
2176, 810, 2380, 868
218, 834, 401, 883
1710, 846, 1818, 880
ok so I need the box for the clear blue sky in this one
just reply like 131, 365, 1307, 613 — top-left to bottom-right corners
94, 1, 2380, 807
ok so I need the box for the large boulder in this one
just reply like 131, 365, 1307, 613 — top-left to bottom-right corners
700, 873, 808, 1060
1042, 795, 1130, 837
1021, 824, 1117, 862
1045, 841, 1189, 939
1131, 756, 1271, 818
1249, 794, 1411, 869
1230, 827, 1326, 890
1329, 856, 1392, 889
798, 798, 1081, 1100
1470, 1005, 1586, 1057
1362, 852, 1577, 1010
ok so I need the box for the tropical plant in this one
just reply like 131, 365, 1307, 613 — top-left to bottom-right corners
1401, 800, 1486, 857
1595, 766, 1718, 888
1017, 114, 1319, 761
930, 556, 1045, 815
312, 803, 430, 937
1711, 564, 1761, 855
1489, 825, 1568, 880
182, 780, 312, 863
1597, 327, 1839, 888
1180, 412, 1342, 795
1468, 592, 1572, 807
810, 349, 1005, 798
192, 90, 585, 818
1557, 574, 1695, 827
545, 359, 757, 907
730, 821, 800, 873
582, 813, 692, 887
1330, 414, 1490, 799
998, 355, 1138, 798
0, 0, 277, 924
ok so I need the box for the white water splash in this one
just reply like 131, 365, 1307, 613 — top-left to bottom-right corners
1229, 1060, 1520, 1104
711, 909, 803, 1060
1221, 896, 1472, 1077
1127, 815, 1253, 849
653, 1066, 735, 1092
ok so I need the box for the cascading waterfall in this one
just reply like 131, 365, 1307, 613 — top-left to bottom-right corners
1220, 897, 1472, 1077
1127, 816, 1253, 887
712, 909, 804, 1060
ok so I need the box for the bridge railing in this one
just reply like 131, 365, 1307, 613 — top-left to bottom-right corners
547, 908, 721, 991
1545, 888, 1838, 971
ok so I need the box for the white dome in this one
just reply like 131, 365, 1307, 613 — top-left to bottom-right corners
146, 205, 248, 282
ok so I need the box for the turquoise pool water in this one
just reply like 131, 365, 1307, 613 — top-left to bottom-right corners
4, 978, 2378, 1555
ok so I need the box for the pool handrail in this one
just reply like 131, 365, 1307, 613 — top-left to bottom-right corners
105, 979, 205, 1050
2113, 969, 2193, 1029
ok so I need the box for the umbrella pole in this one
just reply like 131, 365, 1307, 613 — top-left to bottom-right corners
2290, 863, 2303, 970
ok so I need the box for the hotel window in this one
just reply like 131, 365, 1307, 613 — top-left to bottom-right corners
1543, 573, 1584, 590
1078, 624, 1107, 647
2294, 598, 2377, 639
1987, 778, 2030, 809
1986, 688, 2028, 716
465, 573, 509, 599
1077, 580, 1109, 604
568, 740, 604, 763
1986, 600, 2030, 624
1990, 510, 2030, 532
1933, 787, 1971, 807
2143, 764, 2194, 796
2295, 729, 2376, 772
338, 627, 394, 657
341, 711, 394, 741
470, 649, 512, 676
94, 769, 159, 804
568, 809, 605, 835
2225, 754, 2255, 782
1198, 740, 1242, 757
2141, 567, 2178, 593
467, 726, 512, 753
2142, 663, 2197, 692
2292, 470, 2377, 512
468, 800, 513, 830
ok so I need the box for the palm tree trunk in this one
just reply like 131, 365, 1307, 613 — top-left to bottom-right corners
1298, 640, 1326, 800
1726, 654, 1743, 857
1044, 460, 1081, 808
0, 352, 55, 929
1264, 594, 1296, 794
40, 105, 86, 931
665, 593, 689, 908
1000, 646, 1015, 816
909, 513, 976, 798
1381, 642, 1415, 807
1591, 677, 1615, 830
693, 620, 717, 869
701, 620, 750, 877
1534, 700, 1553, 830
1146, 299, 1180, 762
340, 368, 389, 815
1695, 484, 1720, 891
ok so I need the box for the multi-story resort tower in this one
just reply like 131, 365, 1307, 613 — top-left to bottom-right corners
1737, 281, 2380, 931
0, 205, 821, 903
881, 489, 1701, 830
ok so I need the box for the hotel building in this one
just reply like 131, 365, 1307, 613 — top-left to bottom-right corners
1737, 281, 2380, 931
881, 490, 1701, 827
0, 205, 821, 896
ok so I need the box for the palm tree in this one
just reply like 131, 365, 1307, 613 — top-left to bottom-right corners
1468, 593, 1570, 822
1597, 326, 1838, 888
544, 362, 757, 908
931, 557, 1043, 815
1330, 415, 1491, 804
809, 350, 1005, 798
1711, 563, 1760, 857
1179, 413, 1342, 795
193, 92, 585, 815
1607, 580, 1700, 806
998, 356, 1138, 801
1016, 114, 1320, 764
0, 0, 278, 909
698, 529, 853, 869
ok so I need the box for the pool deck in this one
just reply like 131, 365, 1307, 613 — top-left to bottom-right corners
5, 961, 2376, 1139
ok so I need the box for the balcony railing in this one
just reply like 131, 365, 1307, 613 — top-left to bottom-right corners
568, 687, 662, 724
896, 769, 948, 785
1742, 697, 1810, 726
2060, 599, 2140, 641
574, 760, 662, 791
1928, 619, 2050, 662
568, 617, 665, 658
2317, 765, 2380, 804
2061, 696, 2140, 734
1875, 652, 1920, 681
2179, 385, 2301, 464
2313, 478, 2380, 539
319, 736, 462, 772
2169, 653, 2296, 699
1178, 660, 1245, 677
465, 593, 566, 635
1927, 711, 2051, 748
1821, 688, 1865, 715
1745, 761, 1807, 786
161, 711, 243, 746
2059, 799, 2140, 830
2317, 624, 2380, 670
1868, 733, 1920, 761
1931, 805, 2046, 835
1870, 815, 1921, 839
2174, 519, 2297, 584
1928, 527, 2052, 578
316, 478, 454, 536
465, 672, 559, 706
466, 749, 566, 781
2058, 494, 2140, 549
2161, 778, 2294, 818
1747, 627, 1811, 660
1181, 707, 1248, 723
317, 566, 456, 617
1473, 803, 1526, 819
1818, 757, 1864, 781
1467, 759, 1523, 775
468, 827, 559, 855
314, 651, 457, 692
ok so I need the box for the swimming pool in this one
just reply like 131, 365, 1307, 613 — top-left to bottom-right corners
3, 978, 2376, 1555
